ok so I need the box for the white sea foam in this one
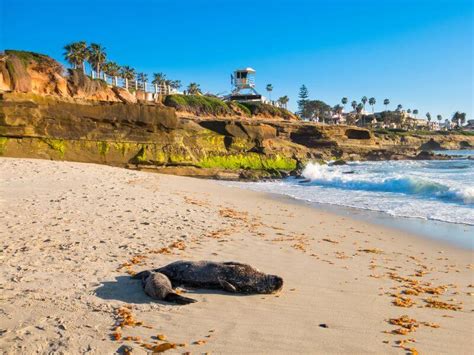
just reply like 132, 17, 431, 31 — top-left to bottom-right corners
226, 154, 474, 226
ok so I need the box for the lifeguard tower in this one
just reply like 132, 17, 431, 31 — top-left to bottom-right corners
229, 67, 263, 102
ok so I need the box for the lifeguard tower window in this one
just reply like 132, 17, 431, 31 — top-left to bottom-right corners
237, 72, 247, 79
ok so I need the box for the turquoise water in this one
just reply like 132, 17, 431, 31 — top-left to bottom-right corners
227, 152, 474, 248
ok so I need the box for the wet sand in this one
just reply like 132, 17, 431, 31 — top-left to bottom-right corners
1, 158, 473, 354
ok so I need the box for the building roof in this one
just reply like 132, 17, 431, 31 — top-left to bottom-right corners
235, 67, 256, 73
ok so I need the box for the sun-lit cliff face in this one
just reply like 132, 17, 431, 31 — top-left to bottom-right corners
1, 50, 472, 179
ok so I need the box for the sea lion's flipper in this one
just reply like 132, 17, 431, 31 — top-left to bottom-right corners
219, 279, 237, 293
164, 292, 197, 305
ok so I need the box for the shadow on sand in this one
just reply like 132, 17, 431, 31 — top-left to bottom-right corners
94, 275, 248, 305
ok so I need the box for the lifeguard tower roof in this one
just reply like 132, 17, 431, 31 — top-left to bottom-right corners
236, 67, 256, 73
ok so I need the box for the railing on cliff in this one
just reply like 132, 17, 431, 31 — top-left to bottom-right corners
90, 72, 179, 100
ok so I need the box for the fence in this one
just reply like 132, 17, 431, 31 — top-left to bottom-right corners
91, 71, 178, 97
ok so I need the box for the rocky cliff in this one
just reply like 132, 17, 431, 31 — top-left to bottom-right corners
1, 50, 473, 179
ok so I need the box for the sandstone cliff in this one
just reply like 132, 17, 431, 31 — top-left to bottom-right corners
1, 50, 472, 179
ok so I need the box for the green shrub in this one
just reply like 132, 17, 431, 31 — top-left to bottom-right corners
226, 101, 252, 117
239, 102, 294, 120
164, 94, 232, 116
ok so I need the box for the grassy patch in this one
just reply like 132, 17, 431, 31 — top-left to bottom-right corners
239, 102, 294, 120
164, 94, 232, 116
5, 50, 62, 73
197, 153, 297, 171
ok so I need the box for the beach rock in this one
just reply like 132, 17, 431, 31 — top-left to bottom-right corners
419, 138, 443, 151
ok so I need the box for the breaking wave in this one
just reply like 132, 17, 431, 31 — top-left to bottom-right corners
302, 162, 474, 205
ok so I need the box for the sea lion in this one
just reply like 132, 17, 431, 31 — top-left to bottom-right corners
134, 260, 283, 296
138, 270, 197, 305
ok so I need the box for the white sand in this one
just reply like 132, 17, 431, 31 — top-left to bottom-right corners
0, 158, 473, 354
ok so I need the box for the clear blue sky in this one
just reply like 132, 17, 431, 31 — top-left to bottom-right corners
1, 0, 472, 120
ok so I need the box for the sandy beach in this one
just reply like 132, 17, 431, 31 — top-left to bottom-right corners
0, 157, 473, 354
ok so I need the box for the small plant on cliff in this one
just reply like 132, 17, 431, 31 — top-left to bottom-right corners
64, 41, 89, 73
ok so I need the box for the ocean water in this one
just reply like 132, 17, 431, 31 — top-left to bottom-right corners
226, 151, 474, 228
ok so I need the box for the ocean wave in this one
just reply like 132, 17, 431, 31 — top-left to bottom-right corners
301, 162, 474, 205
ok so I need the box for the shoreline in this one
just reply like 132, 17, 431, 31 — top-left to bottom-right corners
1, 158, 473, 354
265, 191, 474, 250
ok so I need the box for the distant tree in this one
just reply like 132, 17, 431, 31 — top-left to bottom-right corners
103, 61, 121, 85
407, 109, 412, 114
426, 112, 432, 122
341, 97, 348, 110
306, 100, 331, 122
383, 98, 390, 111
278, 95, 290, 109
361, 96, 368, 110
266, 84, 273, 101
152, 72, 167, 86
187, 82, 201, 95
333, 104, 343, 115
460, 112, 467, 126
356, 103, 364, 114
413, 109, 419, 118
297, 85, 310, 118
396, 104, 403, 112
87, 43, 107, 78
63, 41, 88, 72
368, 97, 376, 113
451, 111, 462, 126
437, 114, 442, 130
351, 100, 357, 111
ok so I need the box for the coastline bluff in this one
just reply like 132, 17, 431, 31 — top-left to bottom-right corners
1, 50, 472, 179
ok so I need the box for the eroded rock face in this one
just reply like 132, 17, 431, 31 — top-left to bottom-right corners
345, 128, 371, 139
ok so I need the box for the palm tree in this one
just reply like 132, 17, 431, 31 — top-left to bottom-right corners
120, 66, 135, 89
459, 112, 467, 126
383, 99, 390, 111
187, 82, 201, 95
341, 97, 348, 111
168, 80, 182, 90
351, 100, 357, 112
356, 103, 364, 114
136, 73, 148, 90
152, 72, 167, 86
396, 104, 403, 112
266, 84, 273, 101
278, 95, 289, 109
361, 96, 368, 111
368, 97, 376, 113
437, 114, 442, 130
426, 112, 431, 122
87, 43, 106, 78
103, 61, 121, 86
413, 109, 419, 118
63, 41, 88, 72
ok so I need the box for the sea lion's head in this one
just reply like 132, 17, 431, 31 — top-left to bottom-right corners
257, 274, 284, 294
